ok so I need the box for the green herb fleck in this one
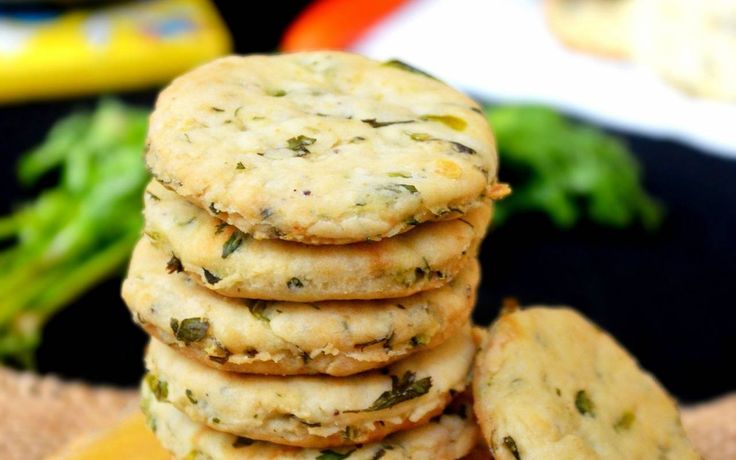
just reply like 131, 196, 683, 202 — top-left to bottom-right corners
383, 59, 438, 80
185, 389, 198, 404
266, 89, 287, 97
380, 183, 419, 195
203, 268, 221, 285
247, 300, 270, 322
409, 132, 432, 141
316, 449, 355, 460
349, 371, 432, 412
355, 331, 394, 350
173, 317, 209, 343
236, 162, 246, 170
287, 135, 317, 156
410, 335, 429, 347
232, 437, 255, 448
215, 222, 228, 234
614, 411, 635, 432
503, 436, 521, 460
420, 114, 467, 131
371, 448, 386, 460
362, 119, 414, 128
222, 230, 246, 258
211, 107, 225, 112
287, 277, 304, 290
387, 172, 411, 178
449, 141, 476, 154
145, 374, 168, 402
166, 255, 183, 274
147, 192, 160, 201
575, 390, 595, 417
212, 417, 220, 424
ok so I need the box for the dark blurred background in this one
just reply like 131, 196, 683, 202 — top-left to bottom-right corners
0, 0, 734, 404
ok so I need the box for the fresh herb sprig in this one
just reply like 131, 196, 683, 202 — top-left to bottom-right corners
487, 105, 663, 230
0, 99, 149, 367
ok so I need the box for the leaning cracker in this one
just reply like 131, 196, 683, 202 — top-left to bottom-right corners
143, 180, 490, 301
473, 307, 702, 460
145, 52, 497, 244
144, 324, 475, 448
124, 238, 478, 376
142, 384, 479, 460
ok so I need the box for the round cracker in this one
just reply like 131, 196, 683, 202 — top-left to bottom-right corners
143, 180, 490, 301
473, 307, 701, 460
144, 324, 475, 448
124, 238, 478, 376
145, 52, 497, 244
141, 384, 479, 460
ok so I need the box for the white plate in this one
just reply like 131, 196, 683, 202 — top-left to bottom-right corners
354, 0, 736, 159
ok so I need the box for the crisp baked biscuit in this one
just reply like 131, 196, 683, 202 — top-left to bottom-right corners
632, 0, 736, 101
124, 238, 478, 376
473, 307, 701, 460
144, 324, 475, 448
145, 52, 497, 244
545, 0, 634, 59
143, 181, 490, 301
142, 384, 479, 460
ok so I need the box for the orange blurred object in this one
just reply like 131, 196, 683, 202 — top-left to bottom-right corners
281, 0, 412, 51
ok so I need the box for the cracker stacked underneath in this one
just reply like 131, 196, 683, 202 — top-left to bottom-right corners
122, 51, 502, 459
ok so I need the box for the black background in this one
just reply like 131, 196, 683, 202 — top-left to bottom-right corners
1, 1, 734, 403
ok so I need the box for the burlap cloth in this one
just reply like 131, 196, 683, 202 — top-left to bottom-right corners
0, 367, 734, 460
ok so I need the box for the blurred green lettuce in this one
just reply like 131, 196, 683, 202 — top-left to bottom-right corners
487, 105, 663, 230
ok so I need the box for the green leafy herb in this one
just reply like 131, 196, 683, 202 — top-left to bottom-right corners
232, 437, 255, 448
362, 119, 414, 128
287, 277, 304, 289
387, 171, 411, 178
166, 255, 184, 274
503, 436, 521, 460
350, 371, 432, 412
210, 106, 225, 112
222, 230, 246, 258
185, 389, 198, 404
486, 105, 663, 229
247, 300, 270, 322
203, 268, 221, 285
212, 417, 221, 424
266, 89, 287, 97
614, 411, 635, 432
316, 449, 355, 460
383, 59, 438, 80
236, 162, 246, 170
287, 135, 317, 156
172, 317, 209, 343
420, 114, 467, 131
575, 390, 595, 417
145, 373, 168, 402
0, 99, 149, 367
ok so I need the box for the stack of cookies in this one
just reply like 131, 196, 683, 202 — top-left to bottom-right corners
122, 51, 502, 459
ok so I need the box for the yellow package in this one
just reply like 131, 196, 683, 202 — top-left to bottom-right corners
0, 0, 231, 103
